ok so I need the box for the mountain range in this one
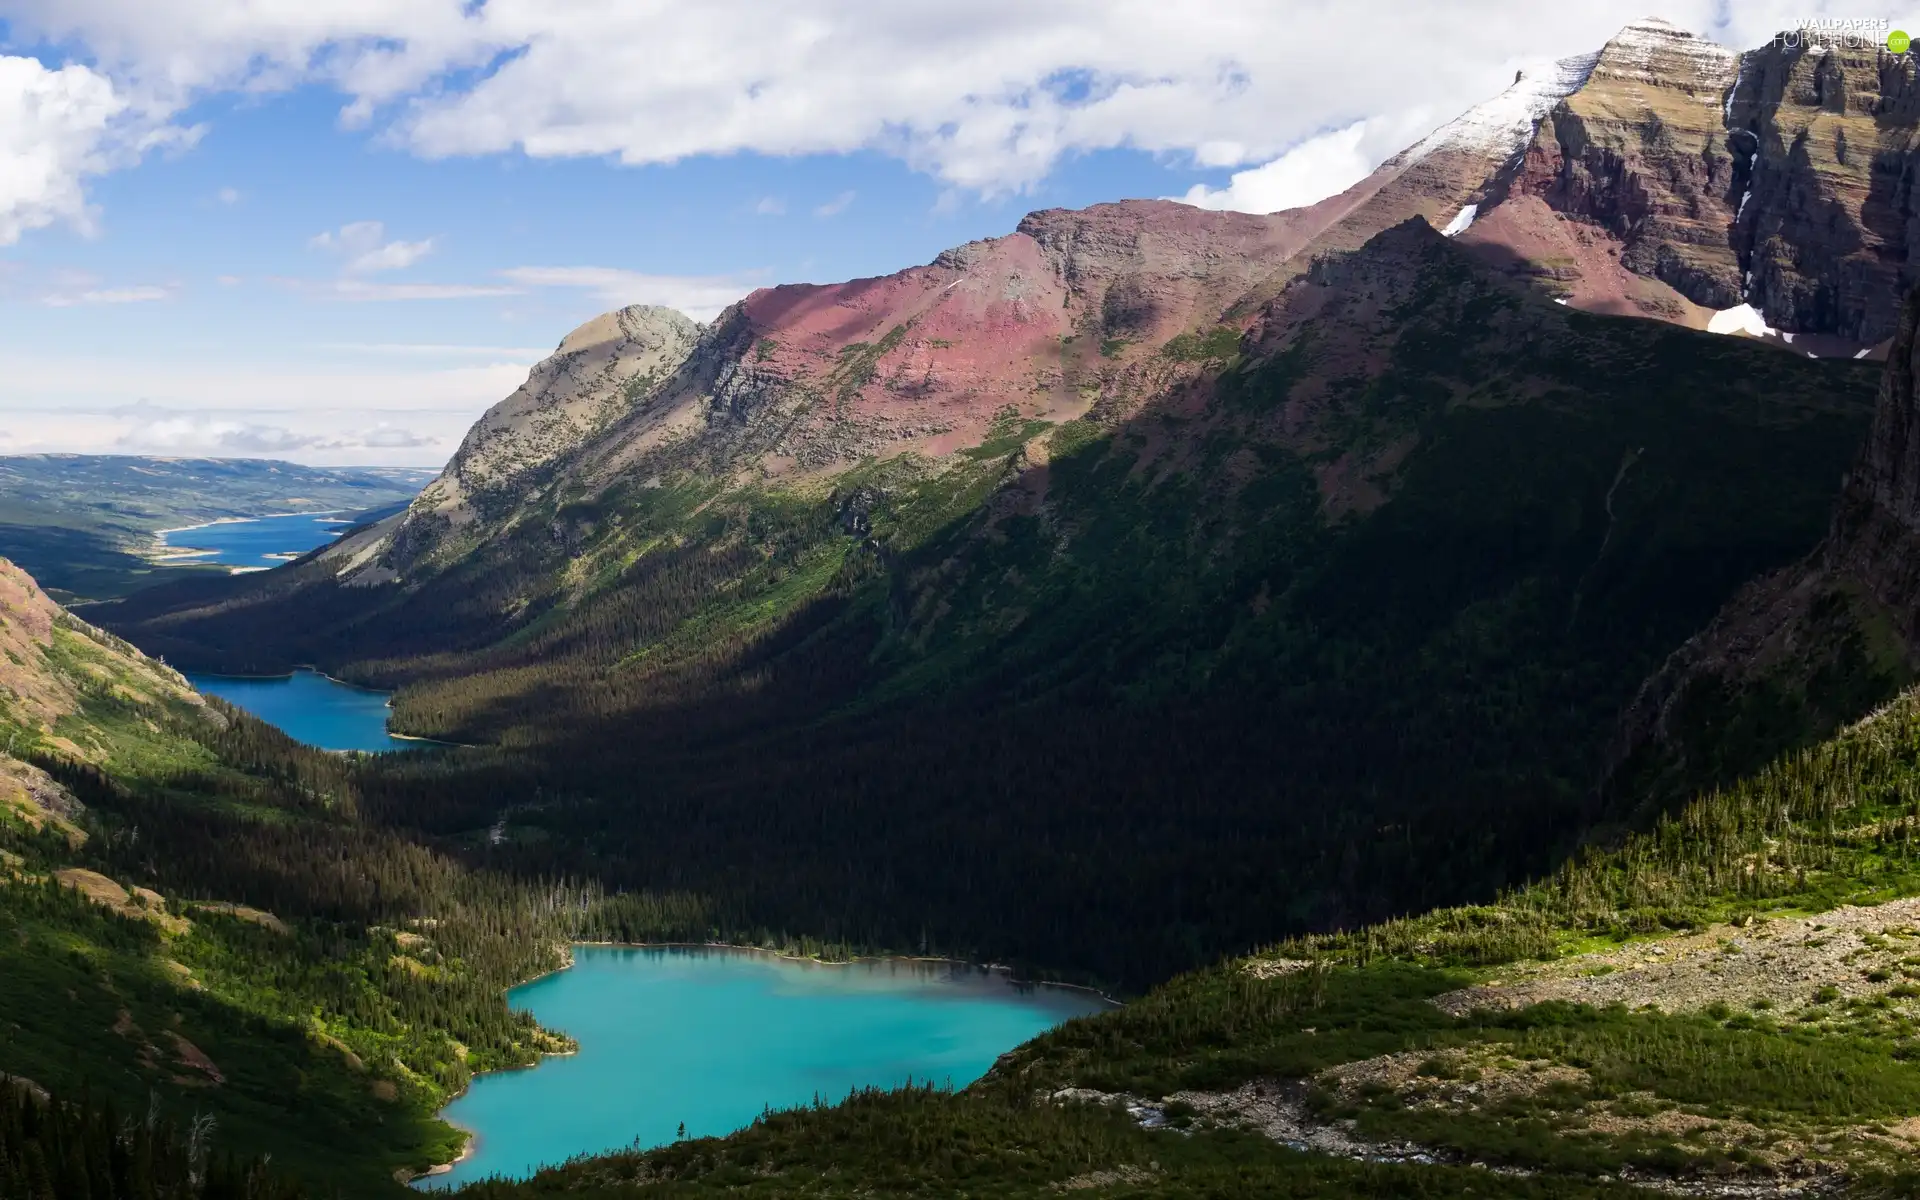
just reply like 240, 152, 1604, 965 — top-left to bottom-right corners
17, 14, 1920, 1199
97, 17, 1900, 988
142, 18, 1920, 602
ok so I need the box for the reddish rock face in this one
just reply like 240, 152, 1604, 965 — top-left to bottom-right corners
1523, 21, 1742, 307
360, 16, 1920, 582
728, 200, 1323, 434
556, 199, 1355, 488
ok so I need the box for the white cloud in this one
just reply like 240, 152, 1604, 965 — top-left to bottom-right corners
0, 1, 1831, 200
359, 422, 436, 448
310, 219, 435, 273
40, 283, 174, 307
106, 405, 444, 455
1177, 115, 1435, 214
753, 195, 786, 215
0, 54, 193, 245
283, 277, 518, 301
0, 354, 538, 466
814, 190, 856, 218
499, 266, 760, 321
216, 185, 240, 203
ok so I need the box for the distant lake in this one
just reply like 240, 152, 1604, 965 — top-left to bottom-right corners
184, 668, 412, 752
157, 512, 353, 570
415, 947, 1111, 1189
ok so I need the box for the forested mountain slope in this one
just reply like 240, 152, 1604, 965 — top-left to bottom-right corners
0, 557, 714, 1193
1615, 261, 1920, 808
101, 220, 1879, 989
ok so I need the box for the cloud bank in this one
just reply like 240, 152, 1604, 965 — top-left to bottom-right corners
0, 0, 1834, 238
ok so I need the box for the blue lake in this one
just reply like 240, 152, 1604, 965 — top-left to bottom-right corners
184, 668, 412, 752
158, 512, 353, 569
417, 947, 1111, 1189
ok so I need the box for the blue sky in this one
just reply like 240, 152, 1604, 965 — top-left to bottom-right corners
0, 1, 1859, 466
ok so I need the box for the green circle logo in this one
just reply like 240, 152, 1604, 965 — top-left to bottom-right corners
1890, 29, 1911, 53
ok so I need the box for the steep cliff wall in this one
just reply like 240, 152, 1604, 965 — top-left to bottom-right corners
1610, 287, 1920, 803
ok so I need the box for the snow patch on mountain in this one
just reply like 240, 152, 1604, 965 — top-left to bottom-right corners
1440, 204, 1478, 237
1396, 51, 1601, 167
1706, 303, 1778, 338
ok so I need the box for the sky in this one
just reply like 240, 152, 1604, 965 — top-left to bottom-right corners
0, 1, 1887, 467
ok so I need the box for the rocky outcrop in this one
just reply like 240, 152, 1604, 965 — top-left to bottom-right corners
1731, 37, 1920, 341
411, 305, 702, 530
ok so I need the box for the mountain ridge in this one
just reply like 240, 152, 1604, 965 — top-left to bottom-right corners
297, 18, 1920, 598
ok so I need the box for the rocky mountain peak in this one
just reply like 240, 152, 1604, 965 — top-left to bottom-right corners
554, 304, 700, 357
1592, 17, 1737, 87
392, 302, 704, 566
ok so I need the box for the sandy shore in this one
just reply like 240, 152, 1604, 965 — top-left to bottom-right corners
405, 1121, 477, 1188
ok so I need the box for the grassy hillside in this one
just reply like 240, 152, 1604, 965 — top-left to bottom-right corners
100, 224, 1882, 990
0, 456, 430, 602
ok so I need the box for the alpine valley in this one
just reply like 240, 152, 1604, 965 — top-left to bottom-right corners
19, 15, 1920, 1200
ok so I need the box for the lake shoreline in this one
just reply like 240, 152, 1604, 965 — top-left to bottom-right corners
406, 1122, 476, 1188
149, 511, 352, 569
153, 510, 347, 537
187, 667, 479, 754
537, 940, 1122, 1005
408, 940, 1118, 1186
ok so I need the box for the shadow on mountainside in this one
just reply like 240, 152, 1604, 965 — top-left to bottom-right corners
94, 222, 1882, 991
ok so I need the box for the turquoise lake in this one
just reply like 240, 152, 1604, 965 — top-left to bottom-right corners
184, 668, 411, 752
416, 947, 1111, 1189
158, 512, 352, 569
